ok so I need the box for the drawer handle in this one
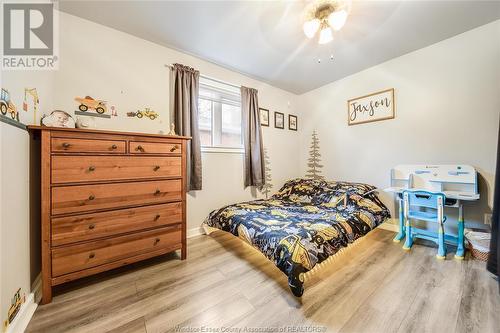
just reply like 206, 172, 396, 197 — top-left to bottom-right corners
89, 252, 95, 259
154, 214, 161, 221
135, 145, 144, 152
88, 224, 95, 230
111, 144, 118, 150
154, 238, 161, 245
153, 165, 160, 171
170, 145, 179, 152
88, 195, 95, 201
88, 166, 96, 172
62, 142, 71, 149
154, 189, 161, 196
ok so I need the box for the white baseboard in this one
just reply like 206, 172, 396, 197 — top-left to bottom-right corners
4, 293, 37, 333
378, 218, 399, 232
187, 226, 205, 238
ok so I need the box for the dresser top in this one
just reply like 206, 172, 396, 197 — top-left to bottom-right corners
28, 125, 191, 140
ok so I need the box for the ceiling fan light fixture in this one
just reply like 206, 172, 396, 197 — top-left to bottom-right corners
318, 27, 333, 44
303, 19, 321, 38
328, 9, 348, 31
302, 0, 350, 44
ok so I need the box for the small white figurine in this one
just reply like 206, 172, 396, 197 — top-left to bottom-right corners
168, 123, 176, 136
76, 116, 96, 129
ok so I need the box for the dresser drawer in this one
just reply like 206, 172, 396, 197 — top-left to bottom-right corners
52, 179, 182, 215
52, 155, 181, 184
129, 141, 181, 155
52, 138, 126, 154
51, 225, 182, 277
51, 202, 183, 246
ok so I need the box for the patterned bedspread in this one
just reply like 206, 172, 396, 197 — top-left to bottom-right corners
204, 179, 391, 297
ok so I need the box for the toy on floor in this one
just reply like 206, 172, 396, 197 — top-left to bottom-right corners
402, 190, 447, 259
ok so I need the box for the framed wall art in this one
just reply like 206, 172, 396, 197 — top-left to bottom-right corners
274, 111, 284, 129
288, 114, 297, 131
347, 88, 395, 126
259, 108, 269, 126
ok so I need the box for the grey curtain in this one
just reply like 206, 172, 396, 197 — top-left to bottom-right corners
241, 86, 265, 188
169, 63, 202, 191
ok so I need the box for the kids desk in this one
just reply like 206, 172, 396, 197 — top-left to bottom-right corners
384, 164, 479, 258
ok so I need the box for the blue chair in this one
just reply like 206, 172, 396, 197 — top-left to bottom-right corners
402, 190, 447, 259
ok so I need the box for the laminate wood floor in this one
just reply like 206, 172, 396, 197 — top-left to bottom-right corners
26, 229, 499, 333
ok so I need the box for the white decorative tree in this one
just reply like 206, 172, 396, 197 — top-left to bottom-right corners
306, 130, 324, 180
260, 147, 273, 198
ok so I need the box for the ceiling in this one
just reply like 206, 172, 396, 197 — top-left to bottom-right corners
59, 1, 500, 94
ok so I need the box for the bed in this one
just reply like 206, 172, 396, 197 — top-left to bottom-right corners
203, 178, 390, 296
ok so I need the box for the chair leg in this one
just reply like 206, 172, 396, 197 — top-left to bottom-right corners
455, 205, 465, 260
403, 219, 413, 250
393, 198, 406, 243
436, 222, 446, 260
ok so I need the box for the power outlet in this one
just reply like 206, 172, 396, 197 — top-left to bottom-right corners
484, 213, 493, 226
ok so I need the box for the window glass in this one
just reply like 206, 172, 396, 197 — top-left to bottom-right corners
221, 103, 242, 147
198, 79, 242, 149
198, 98, 212, 147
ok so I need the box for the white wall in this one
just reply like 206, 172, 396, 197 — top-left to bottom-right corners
298, 20, 500, 230
54, 12, 302, 232
0, 68, 54, 324
0, 124, 31, 325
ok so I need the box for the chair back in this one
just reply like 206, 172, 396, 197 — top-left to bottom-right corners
402, 189, 445, 210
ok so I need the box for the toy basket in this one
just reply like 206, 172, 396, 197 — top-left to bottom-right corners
465, 229, 490, 262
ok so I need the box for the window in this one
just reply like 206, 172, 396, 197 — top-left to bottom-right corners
198, 77, 242, 150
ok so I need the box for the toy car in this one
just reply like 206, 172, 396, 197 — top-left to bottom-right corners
136, 108, 159, 120
75, 96, 107, 114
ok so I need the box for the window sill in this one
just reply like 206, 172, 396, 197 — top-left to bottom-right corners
201, 147, 244, 154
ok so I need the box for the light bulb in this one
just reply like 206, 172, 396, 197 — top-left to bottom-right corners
318, 27, 333, 44
303, 19, 320, 39
328, 10, 348, 31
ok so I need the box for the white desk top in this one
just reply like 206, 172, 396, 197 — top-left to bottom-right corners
384, 187, 480, 201
387, 164, 479, 201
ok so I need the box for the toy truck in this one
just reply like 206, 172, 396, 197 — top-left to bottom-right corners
0, 88, 19, 121
127, 108, 159, 120
136, 108, 158, 120
75, 96, 107, 114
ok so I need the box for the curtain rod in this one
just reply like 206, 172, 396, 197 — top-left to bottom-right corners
164, 64, 241, 90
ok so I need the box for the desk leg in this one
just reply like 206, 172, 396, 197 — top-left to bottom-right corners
455, 203, 465, 259
393, 198, 406, 242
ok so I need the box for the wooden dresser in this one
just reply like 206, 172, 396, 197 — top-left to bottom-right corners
29, 126, 190, 304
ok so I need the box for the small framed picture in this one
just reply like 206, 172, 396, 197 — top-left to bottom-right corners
259, 108, 269, 127
274, 112, 284, 129
41, 110, 76, 128
288, 114, 297, 131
